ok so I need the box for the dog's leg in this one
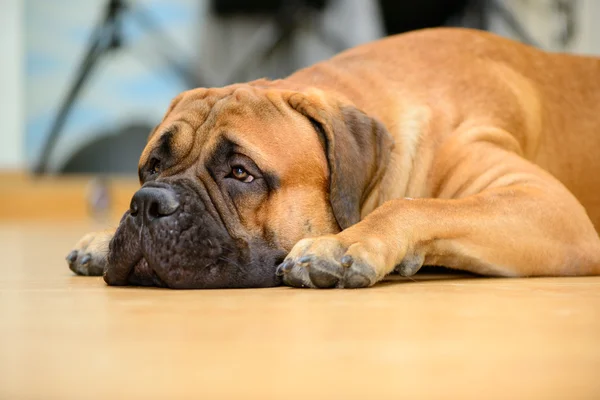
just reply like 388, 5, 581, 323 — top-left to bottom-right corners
279, 143, 600, 288
66, 230, 114, 276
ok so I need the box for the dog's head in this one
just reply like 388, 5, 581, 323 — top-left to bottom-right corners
104, 83, 393, 288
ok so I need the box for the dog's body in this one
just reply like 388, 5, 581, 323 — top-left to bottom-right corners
67, 28, 600, 288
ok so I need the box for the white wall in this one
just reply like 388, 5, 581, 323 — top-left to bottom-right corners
491, 0, 600, 55
573, 0, 600, 55
0, 0, 24, 169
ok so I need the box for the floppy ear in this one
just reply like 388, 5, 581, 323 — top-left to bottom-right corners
287, 91, 395, 230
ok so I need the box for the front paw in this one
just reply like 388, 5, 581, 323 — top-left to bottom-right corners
66, 231, 112, 276
276, 235, 393, 288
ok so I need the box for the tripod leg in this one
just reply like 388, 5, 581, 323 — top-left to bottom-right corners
33, 25, 108, 174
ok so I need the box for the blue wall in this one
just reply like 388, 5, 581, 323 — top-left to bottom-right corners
25, 0, 204, 171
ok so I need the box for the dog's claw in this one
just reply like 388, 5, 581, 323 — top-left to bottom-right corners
66, 250, 78, 263
275, 263, 285, 276
80, 254, 91, 265
298, 255, 313, 265
341, 255, 354, 267
280, 259, 294, 273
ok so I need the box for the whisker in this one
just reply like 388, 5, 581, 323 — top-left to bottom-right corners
217, 256, 239, 265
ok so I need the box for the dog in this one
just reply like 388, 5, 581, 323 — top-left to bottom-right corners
66, 28, 600, 288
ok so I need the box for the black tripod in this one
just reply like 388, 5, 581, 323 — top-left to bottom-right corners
34, 0, 201, 175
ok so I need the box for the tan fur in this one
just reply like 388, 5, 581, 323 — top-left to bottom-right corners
280, 28, 600, 279
69, 28, 600, 286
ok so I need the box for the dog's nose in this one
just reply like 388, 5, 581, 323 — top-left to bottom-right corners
130, 187, 179, 223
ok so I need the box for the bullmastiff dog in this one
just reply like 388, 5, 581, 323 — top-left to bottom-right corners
66, 28, 600, 288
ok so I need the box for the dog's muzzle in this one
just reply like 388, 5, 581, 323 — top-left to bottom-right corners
103, 180, 285, 289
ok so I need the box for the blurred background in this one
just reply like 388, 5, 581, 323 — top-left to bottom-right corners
1, 0, 600, 221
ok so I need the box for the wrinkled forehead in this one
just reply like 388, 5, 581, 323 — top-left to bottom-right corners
139, 87, 233, 168
138, 86, 325, 177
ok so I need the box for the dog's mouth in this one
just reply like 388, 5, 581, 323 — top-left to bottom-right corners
128, 258, 168, 288
103, 180, 285, 289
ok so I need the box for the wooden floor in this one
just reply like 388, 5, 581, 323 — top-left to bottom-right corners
1, 220, 599, 399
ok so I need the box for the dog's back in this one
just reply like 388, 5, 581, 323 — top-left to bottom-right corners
288, 28, 600, 228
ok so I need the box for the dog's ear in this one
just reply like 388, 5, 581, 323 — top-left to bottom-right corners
287, 91, 395, 230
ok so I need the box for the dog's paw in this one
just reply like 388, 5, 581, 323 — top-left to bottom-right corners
66, 231, 112, 276
276, 235, 392, 288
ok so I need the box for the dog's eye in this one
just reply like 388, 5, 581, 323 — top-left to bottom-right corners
231, 166, 254, 183
149, 158, 161, 175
